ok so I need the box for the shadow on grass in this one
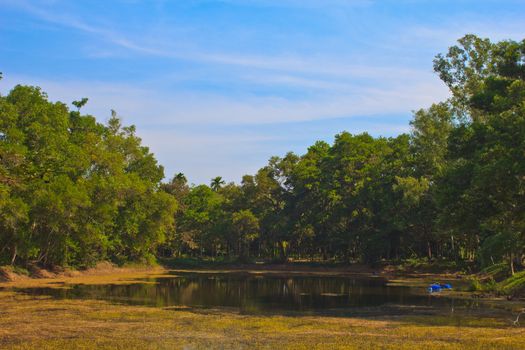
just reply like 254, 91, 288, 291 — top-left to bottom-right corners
159, 302, 517, 329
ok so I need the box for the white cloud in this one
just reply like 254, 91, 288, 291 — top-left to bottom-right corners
5, 0, 523, 183
1, 72, 449, 126
1, 73, 442, 183
0, 0, 442, 79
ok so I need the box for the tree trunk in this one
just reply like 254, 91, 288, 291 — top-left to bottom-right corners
279, 241, 286, 261
10, 245, 17, 265
451, 235, 455, 256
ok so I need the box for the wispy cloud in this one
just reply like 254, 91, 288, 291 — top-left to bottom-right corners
1, 73, 449, 126
2, 0, 524, 183
0, 73, 436, 183
6, 0, 522, 80
0, 0, 436, 77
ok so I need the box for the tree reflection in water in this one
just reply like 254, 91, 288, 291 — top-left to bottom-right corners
17, 273, 490, 318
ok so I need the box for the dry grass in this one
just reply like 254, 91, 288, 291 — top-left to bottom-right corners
0, 269, 524, 349
0, 264, 170, 289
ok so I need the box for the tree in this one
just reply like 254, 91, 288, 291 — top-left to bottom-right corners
436, 35, 525, 272
231, 209, 259, 259
3, 35, 525, 273
210, 176, 226, 191
0, 84, 177, 267
72, 98, 88, 111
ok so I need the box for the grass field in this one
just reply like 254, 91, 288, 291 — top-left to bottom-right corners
0, 267, 524, 349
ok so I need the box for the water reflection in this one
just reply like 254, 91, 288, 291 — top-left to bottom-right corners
16, 273, 490, 316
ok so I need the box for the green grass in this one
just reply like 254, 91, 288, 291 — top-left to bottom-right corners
467, 266, 525, 296
396, 257, 473, 274
480, 263, 510, 280
497, 270, 525, 296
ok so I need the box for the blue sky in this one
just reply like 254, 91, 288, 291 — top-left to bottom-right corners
1, 0, 524, 184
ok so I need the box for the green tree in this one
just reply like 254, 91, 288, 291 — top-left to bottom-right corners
210, 176, 226, 191
436, 35, 525, 272
0, 85, 176, 267
231, 209, 259, 259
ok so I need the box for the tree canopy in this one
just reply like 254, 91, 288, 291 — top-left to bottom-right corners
0, 85, 176, 267
1, 35, 524, 274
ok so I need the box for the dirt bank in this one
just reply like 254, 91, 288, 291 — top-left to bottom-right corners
0, 262, 168, 288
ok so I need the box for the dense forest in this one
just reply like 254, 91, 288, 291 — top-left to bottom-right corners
1, 35, 524, 274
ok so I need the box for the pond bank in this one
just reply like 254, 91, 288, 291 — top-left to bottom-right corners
0, 280, 523, 349
0, 261, 462, 291
0, 260, 508, 294
1, 266, 525, 349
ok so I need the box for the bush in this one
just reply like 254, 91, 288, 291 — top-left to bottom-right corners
480, 262, 510, 281
468, 277, 484, 292
496, 271, 525, 296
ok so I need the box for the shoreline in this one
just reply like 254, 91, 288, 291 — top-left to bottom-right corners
0, 260, 462, 287
1, 261, 523, 305
1, 265, 524, 349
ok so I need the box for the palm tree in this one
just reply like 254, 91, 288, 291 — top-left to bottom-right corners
210, 176, 225, 191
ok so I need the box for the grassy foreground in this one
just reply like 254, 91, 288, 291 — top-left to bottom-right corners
0, 268, 524, 350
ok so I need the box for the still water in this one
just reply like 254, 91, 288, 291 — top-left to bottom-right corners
15, 272, 502, 318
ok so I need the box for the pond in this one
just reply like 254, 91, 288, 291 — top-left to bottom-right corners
15, 272, 507, 318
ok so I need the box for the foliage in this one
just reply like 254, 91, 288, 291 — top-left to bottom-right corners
1, 35, 524, 275
160, 35, 524, 273
480, 262, 511, 280
467, 277, 484, 292
497, 270, 525, 295
0, 86, 176, 267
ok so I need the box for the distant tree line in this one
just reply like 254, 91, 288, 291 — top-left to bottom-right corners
1, 35, 524, 273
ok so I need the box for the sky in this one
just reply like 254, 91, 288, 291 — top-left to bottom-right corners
1, 0, 524, 185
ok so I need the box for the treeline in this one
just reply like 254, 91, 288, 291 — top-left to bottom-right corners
1, 35, 524, 272
161, 35, 525, 272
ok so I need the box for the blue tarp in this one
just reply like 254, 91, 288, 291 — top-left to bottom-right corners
428, 283, 452, 293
